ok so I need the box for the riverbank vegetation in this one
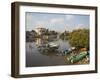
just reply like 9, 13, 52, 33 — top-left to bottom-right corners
59, 29, 89, 49
68, 29, 89, 49
26, 28, 89, 50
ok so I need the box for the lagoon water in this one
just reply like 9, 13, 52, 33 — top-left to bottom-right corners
26, 39, 71, 67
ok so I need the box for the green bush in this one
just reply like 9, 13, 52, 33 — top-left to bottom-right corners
68, 29, 89, 49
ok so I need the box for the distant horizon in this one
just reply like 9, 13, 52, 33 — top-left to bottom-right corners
26, 26, 89, 33
26, 12, 90, 32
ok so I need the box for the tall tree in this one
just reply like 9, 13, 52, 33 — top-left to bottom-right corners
68, 29, 89, 49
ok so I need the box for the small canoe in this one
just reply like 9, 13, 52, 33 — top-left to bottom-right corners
68, 51, 88, 63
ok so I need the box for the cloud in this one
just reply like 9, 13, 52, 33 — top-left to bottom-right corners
26, 13, 35, 31
65, 15, 74, 20
35, 21, 46, 28
26, 13, 35, 24
64, 24, 74, 31
75, 24, 89, 29
50, 18, 64, 24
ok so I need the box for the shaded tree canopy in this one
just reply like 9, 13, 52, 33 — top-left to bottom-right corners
68, 29, 89, 49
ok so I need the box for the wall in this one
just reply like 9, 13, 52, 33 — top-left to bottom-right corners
0, 0, 99, 80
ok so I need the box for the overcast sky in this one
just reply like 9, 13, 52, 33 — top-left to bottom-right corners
25, 12, 89, 32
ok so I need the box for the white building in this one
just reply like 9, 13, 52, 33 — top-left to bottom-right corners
35, 26, 47, 35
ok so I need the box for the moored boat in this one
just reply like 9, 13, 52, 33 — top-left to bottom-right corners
62, 47, 76, 55
48, 42, 59, 49
68, 51, 88, 63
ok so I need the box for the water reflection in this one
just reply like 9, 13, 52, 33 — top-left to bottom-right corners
26, 37, 72, 67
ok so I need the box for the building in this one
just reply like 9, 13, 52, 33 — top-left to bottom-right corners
35, 27, 47, 35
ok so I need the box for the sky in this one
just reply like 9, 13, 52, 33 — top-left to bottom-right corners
25, 12, 90, 32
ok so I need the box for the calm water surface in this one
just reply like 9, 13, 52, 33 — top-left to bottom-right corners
26, 39, 71, 67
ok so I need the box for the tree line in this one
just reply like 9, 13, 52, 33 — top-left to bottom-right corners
26, 28, 89, 50
60, 29, 89, 49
